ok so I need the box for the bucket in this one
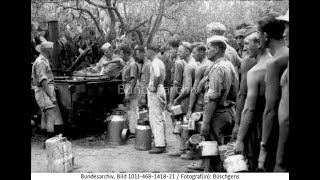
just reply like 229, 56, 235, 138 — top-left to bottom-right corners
189, 134, 205, 145
199, 141, 219, 157
223, 154, 249, 173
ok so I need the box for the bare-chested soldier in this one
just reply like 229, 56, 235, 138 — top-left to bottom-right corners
274, 10, 289, 172
233, 32, 272, 171
185, 42, 213, 170
169, 42, 197, 159
231, 26, 259, 140
172, 42, 198, 110
257, 12, 289, 172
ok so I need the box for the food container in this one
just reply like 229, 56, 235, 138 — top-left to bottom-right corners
180, 124, 190, 139
198, 141, 219, 157
189, 134, 205, 145
187, 119, 196, 130
223, 154, 249, 173
191, 112, 202, 121
173, 121, 182, 134
46, 135, 73, 172
170, 105, 184, 116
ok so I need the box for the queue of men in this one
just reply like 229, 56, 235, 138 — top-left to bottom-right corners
32, 10, 289, 173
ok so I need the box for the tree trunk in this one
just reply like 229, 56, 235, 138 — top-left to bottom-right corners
105, 0, 117, 43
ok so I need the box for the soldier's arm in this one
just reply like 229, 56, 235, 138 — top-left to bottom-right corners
236, 71, 260, 142
36, 62, 56, 102
129, 63, 139, 93
169, 62, 183, 104
235, 58, 257, 127
188, 67, 204, 112
262, 56, 288, 149
175, 67, 193, 102
202, 68, 222, 126
197, 67, 210, 93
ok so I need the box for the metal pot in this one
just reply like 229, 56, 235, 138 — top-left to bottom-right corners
198, 141, 219, 157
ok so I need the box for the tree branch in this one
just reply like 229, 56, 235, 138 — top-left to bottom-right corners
127, 20, 148, 33
158, 28, 174, 36
62, 6, 105, 39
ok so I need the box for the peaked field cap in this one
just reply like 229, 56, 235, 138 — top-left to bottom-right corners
181, 41, 193, 51
36, 41, 54, 53
276, 10, 289, 22
207, 22, 227, 33
101, 42, 112, 50
243, 26, 258, 38
146, 43, 160, 51
206, 35, 227, 46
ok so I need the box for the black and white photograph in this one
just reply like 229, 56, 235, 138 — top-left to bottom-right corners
30, 0, 290, 178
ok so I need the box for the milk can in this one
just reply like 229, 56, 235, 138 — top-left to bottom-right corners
135, 117, 152, 151
105, 108, 129, 145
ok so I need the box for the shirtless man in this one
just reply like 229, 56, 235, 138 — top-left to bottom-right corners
172, 42, 198, 113
235, 21, 255, 58
186, 43, 213, 119
135, 45, 151, 108
146, 43, 167, 154
185, 42, 213, 170
168, 42, 197, 158
231, 26, 259, 140
233, 32, 273, 171
167, 42, 188, 157
257, 12, 289, 172
274, 10, 289, 172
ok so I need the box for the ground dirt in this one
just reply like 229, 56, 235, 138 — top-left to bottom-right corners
31, 111, 201, 173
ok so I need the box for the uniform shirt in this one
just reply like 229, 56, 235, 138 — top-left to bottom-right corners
204, 57, 239, 109
32, 54, 54, 87
149, 57, 166, 90
140, 59, 152, 88
172, 58, 187, 88
225, 44, 241, 68
122, 58, 139, 83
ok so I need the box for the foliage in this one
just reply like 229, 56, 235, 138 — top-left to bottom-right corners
31, 0, 289, 46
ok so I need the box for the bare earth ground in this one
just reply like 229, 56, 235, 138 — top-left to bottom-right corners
31, 111, 200, 173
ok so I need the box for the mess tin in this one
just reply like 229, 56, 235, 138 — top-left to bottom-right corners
170, 105, 184, 116
198, 141, 219, 157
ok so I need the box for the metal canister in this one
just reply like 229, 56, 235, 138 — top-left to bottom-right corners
106, 109, 128, 145
135, 118, 152, 151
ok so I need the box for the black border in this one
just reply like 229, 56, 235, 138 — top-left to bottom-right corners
2, 0, 307, 179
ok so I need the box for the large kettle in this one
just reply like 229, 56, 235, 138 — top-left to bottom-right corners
105, 108, 130, 145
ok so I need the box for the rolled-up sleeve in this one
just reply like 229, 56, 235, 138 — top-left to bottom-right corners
35, 62, 48, 84
204, 67, 223, 102
173, 62, 184, 87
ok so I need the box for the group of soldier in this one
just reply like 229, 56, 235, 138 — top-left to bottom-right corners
31, 9, 289, 173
